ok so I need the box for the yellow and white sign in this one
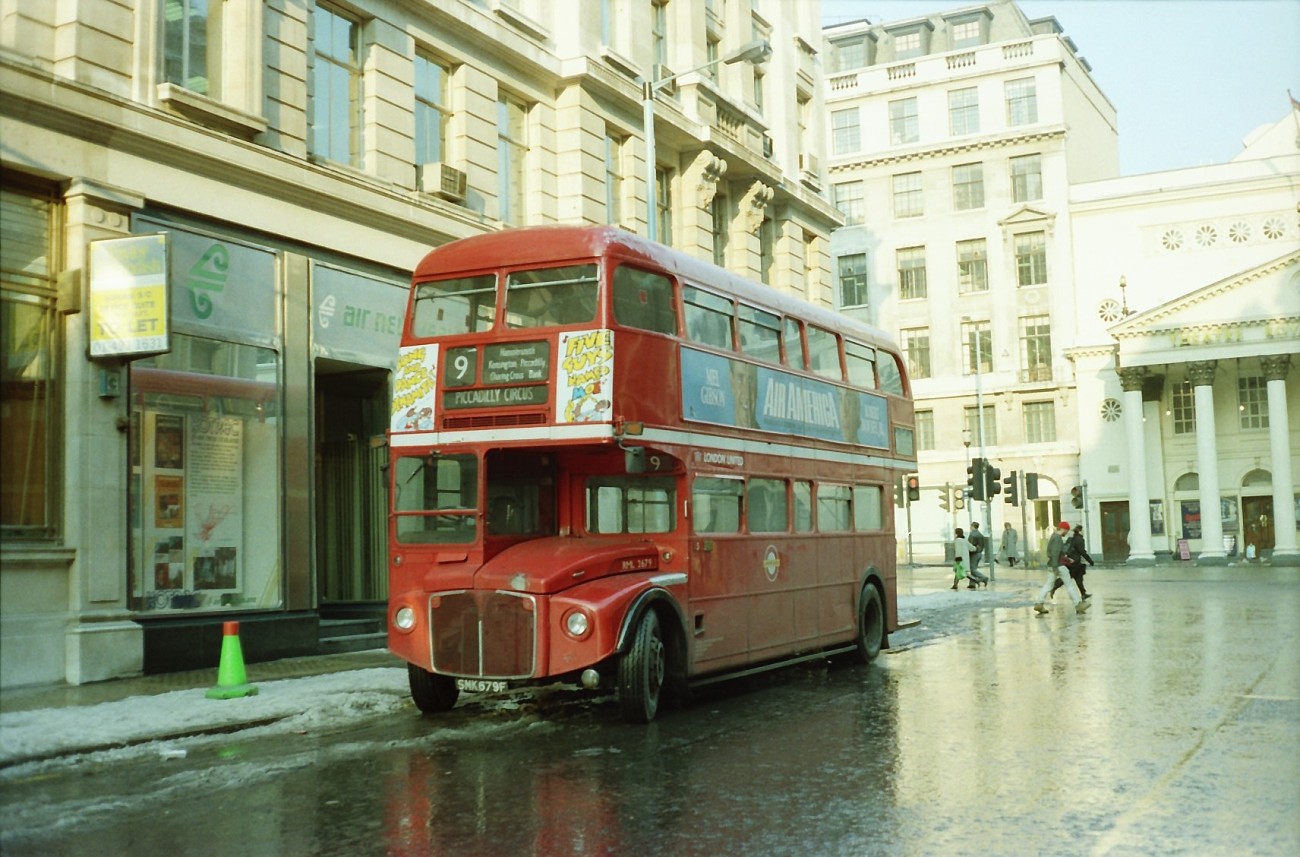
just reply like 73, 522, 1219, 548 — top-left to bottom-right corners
88, 233, 170, 358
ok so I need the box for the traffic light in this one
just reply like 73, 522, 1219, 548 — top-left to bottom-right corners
894, 477, 905, 508
939, 485, 951, 512
955, 489, 966, 511
906, 474, 920, 502
1025, 472, 1039, 500
985, 464, 1002, 499
1003, 470, 1018, 506
966, 458, 986, 502
1071, 485, 1084, 509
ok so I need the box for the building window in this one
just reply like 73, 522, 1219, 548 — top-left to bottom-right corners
951, 19, 983, 48
894, 30, 922, 59
901, 328, 931, 379
652, 0, 668, 66
832, 181, 864, 226
753, 68, 764, 113
1010, 154, 1042, 202
1005, 77, 1037, 126
948, 87, 979, 136
892, 172, 923, 218
832, 37, 867, 72
655, 165, 673, 246
415, 54, 451, 167
961, 319, 991, 374
952, 163, 984, 210
1238, 375, 1269, 429
915, 410, 935, 451
498, 94, 528, 224
1172, 380, 1196, 434
1014, 231, 1048, 286
889, 97, 919, 145
897, 246, 927, 300
839, 253, 868, 307
604, 132, 624, 226
832, 108, 861, 155
1019, 315, 1052, 380
705, 36, 720, 82
956, 238, 987, 293
310, 3, 362, 167
1023, 401, 1056, 443
163, 0, 222, 95
711, 195, 729, 267
964, 404, 997, 446
0, 186, 59, 539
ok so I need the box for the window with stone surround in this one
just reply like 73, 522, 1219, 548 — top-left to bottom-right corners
1238, 375, 1268, 429
953, 163, 984, 210
1171, 380, 1196, 434
1023, 401, 1056, 443
310, 3, 362, 167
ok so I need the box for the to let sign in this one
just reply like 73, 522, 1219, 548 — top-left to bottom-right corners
88, 234, 171, 358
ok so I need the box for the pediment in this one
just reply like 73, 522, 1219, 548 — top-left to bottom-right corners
1109, 250, 1300, 367
998, 205, 1054, 227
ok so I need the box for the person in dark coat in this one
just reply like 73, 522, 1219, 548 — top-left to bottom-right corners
1052, 525, 1093, 599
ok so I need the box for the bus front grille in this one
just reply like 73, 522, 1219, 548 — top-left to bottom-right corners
428, 590, 537, 679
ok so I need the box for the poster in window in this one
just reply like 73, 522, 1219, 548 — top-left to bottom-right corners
187, 416, 243, 591
152, 535, 185, 589
154, 413, 184, 469
154, 475, 184, 528
1181, 500, 1201, 540
1220, 497, 1238, 529
1149, 500, 1165, 536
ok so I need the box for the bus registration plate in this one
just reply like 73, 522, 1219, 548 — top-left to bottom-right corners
455, 679, 508, 693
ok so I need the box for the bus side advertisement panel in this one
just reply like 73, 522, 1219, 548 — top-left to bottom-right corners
679, 348, 889, 448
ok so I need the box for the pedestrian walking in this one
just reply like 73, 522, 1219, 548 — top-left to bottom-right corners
1051, 524, 1094, 599
968, 521, 986, 572
952, 527, 988, 589
1034, 521, 1089, 615
997, 522, 1019, 567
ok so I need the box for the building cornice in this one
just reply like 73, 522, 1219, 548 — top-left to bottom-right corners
828, 127, 1065, 172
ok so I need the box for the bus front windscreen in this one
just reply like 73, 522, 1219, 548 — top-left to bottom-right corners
394, 453, 478, 544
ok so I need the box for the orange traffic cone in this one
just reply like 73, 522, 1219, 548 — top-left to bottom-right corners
207, 621, 259, 699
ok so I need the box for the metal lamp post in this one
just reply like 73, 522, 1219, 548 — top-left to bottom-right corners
642, 39, 772, 244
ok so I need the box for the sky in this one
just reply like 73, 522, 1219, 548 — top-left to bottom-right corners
819, 0, 1300, 176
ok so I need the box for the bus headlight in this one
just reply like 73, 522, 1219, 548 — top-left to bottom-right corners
394, 606, 417, 632
564, 609, 590, 639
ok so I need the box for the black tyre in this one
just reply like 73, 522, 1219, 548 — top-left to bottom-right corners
408, 664, 459, 714
854, 583, 885, 663
617, 609, 666, 723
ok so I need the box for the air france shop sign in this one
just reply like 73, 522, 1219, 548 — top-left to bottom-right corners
680, 347, 889, 448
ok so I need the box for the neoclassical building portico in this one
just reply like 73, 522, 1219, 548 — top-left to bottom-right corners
1087, 252, 1299, 564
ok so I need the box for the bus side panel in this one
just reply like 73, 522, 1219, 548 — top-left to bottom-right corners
688, 536, 752, 673
816, 534, 860, 643
611, 333, 678, 426
745, 534, 799, 661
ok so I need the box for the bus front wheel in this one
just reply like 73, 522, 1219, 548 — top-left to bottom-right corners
854, 583, 885, 664
617, 609, 665, 723
408, 664, 459, 714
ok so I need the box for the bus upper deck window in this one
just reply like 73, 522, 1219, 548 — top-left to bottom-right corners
613, 266, 677, 334
844, 340, 877, 388
505, 264, 599, 328
783, 317, 807, 370
738, 305, 781, 364
879, 351, 905, 395
807, 325, 842, 380
683, 286, 734, 350
413, 275, 497, 336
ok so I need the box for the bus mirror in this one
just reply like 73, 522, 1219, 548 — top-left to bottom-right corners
624, 445, 647, 473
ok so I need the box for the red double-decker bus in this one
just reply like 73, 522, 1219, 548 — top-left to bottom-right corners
386, 226, 915, 722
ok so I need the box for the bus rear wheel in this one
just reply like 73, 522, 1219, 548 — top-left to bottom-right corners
854, 583, 885, 663
408, 664, 459, 714
618, 609, 665, 723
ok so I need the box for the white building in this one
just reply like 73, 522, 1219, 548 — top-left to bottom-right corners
823, 0, 1118, 561
1068, 110, 1300, 564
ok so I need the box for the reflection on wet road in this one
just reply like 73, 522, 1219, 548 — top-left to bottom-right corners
4, 566, 1298, 855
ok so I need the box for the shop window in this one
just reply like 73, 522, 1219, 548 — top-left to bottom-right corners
0, 186, 59, 539
129, 335, 282, 612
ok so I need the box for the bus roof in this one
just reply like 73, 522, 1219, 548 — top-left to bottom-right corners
412, 225, 900, 353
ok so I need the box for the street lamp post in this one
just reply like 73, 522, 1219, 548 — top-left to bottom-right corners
642, 39, 771, 244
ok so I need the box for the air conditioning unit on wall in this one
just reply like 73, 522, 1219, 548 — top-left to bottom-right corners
419, 162, 467, 202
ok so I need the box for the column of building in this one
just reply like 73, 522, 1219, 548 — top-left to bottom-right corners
1119, 367, 1155, 561
1187, 360, 1226, 563
1262, 355, 1298, 562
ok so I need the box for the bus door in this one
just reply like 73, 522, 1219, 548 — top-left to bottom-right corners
689, 475, 751, 670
